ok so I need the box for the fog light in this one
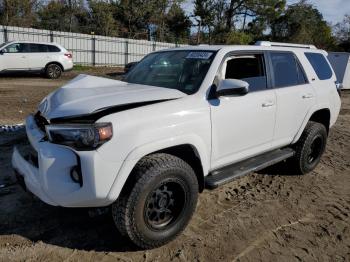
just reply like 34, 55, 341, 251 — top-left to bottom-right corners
70, 166, 82, 186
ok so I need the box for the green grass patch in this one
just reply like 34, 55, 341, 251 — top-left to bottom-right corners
73, 65, 95, 71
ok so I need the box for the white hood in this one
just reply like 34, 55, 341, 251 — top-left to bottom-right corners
39, 74, 186, 119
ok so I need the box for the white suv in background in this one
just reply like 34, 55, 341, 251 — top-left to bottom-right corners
13, 42, 341, 249
0, 41, 73, 78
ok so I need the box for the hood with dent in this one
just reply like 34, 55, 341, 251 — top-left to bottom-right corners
39, 74, 186, 119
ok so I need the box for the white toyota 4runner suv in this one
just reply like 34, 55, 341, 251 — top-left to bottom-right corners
12, 42, 341, 248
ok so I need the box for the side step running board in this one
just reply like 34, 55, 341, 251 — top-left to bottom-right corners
205, 148, 295, 189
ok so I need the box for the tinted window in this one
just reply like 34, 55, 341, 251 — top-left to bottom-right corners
271, 52, 307, 88
3, 43, 30, 53
30, 44, 49, 52
48, 45, 61, 52
305, 52, 332, 80
224, 54, 267, 92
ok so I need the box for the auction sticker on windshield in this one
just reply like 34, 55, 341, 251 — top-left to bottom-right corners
186, 52, 213, 59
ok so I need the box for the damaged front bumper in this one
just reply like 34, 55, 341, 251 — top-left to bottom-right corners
12, 146, 57, 205
12, 115, 123, 207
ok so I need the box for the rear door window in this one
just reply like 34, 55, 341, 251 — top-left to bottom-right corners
270, 52, 307, 88
30, 44, 48, 52
305, 52, 333, 80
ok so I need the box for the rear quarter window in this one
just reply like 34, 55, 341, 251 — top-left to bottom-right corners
48, 45, 61, 52
305, 52, 333, 80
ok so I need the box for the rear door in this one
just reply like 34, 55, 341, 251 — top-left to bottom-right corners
0, 43, 30, 71
270, 51, 316, 146
27, 43, 51, 70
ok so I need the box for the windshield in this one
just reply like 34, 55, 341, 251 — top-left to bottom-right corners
124, 50, 215, 94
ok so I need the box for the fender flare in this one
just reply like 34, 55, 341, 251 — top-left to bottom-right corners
106, 135, 210, 203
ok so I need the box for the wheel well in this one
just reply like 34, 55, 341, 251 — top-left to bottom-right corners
45, 62, 64, 71
309, 109, 330, 133
152, 144, 205, 192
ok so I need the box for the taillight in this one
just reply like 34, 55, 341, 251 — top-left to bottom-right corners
64, 52, 72, 59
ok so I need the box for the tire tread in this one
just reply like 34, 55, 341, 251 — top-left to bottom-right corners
113, 153, 198, 249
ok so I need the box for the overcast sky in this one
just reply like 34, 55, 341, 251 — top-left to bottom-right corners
182, 0, 350, 25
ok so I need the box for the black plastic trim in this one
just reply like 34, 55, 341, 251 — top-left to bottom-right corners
205, 148, 295, 189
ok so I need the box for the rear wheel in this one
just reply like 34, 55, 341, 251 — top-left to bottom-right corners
112, 153, 198, 249
291, 121, 328, 174
45, 63, 62, 79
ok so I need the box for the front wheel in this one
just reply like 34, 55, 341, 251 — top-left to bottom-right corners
291, 121, 328, 174
112, 153, 198, 249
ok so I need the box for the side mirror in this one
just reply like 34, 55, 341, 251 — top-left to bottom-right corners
216, 79, 249, 97
124, 61, 138, 73
0, 50, 4, 55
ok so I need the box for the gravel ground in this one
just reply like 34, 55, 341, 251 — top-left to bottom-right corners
0, 72, 349, 261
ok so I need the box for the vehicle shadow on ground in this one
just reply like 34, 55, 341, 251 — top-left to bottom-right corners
258, 160, 301, 176
0, 72, 44, 78
0, 191, 139, 252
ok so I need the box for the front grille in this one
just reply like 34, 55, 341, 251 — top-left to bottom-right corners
34, 111, 49, 132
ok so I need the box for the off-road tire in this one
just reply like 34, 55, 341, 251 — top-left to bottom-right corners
45, 63, 62, 79
291, 121, 327, 174
112, 153, 199, 249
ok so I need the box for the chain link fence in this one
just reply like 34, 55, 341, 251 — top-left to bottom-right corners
0, 25, 187, 66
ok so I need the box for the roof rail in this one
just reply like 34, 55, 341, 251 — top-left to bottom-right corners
255, 41, 317, 49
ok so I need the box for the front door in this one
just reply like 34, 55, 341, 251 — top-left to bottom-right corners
0, 43, 29, 71
210, 52, 276, 169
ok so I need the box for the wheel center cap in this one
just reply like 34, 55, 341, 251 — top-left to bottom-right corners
158, 195, 168, 208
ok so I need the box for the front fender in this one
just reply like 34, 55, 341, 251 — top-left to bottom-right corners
106, 134, 210, 203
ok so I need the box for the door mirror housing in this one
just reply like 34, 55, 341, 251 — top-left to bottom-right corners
0, 49, 4, 55
124, 61, 138, 73
216, 79, 249, 97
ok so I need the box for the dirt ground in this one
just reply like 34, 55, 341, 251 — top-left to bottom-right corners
0, 72, 349, 261
0, 67, 124, 125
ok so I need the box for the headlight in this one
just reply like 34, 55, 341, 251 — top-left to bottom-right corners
45, 123, 113, 150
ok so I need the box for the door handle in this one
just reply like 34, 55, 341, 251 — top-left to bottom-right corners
21, 56, 26, 58
302, 93, 314, 99
262, 101, 274, 107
